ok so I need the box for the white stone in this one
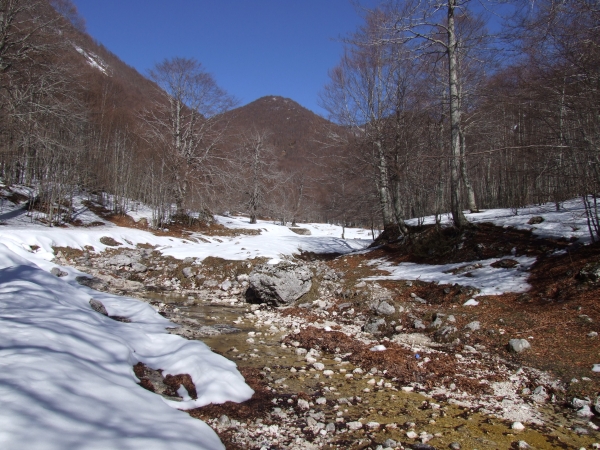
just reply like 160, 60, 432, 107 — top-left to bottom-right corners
406, 431, 418, 439
512, 422, 525, 431
370, 344, 387, 351
297, 399, 310, 410
347, 421, 363, 430
313, 362, 325, 371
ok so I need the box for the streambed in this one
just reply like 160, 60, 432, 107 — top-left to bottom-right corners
146, 293, 599, 450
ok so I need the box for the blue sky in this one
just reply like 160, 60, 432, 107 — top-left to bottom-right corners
72, 0, 379, 116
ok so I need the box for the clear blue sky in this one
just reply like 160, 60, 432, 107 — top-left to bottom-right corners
72, 0, 378, 116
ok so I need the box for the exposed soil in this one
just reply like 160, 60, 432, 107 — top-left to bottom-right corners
370, 222, 574, 265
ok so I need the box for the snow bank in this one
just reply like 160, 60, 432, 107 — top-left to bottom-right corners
366, 255, 536, 296
0, 244, 252, 449
406, 198, 591, 242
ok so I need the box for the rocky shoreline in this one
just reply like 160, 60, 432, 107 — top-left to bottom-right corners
53, 243, 600, 449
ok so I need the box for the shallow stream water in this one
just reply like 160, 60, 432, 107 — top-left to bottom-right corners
145, 293, 599, 449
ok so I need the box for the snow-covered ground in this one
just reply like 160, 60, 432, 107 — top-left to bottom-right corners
0, 193, 373, 449
367, 254, 537, 298
0, 190, 594, 448
407, 198, 591, 242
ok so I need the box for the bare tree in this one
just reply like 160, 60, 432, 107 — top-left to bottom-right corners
378, 0, 492, 227
48, 0, 85, 32
228, 128, 286, 224
142, 57, 236, 217
321, 9, 410, 241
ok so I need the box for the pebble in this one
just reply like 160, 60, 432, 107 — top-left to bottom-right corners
316, 397, 327, 405
406, 430, 418, 439
465, 320, 481, 331
366, 421, 380, 429
512, 422, 525, 431
297, 399, 310, 410
347, 421, 363, 430
508, 339, 531, 353
323, 370, 334, 377
313, 362, 325, 371
370, 344, 387, 351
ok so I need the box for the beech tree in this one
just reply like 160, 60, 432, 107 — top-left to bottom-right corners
143, 57, 236, 217
321, 10, 411, 241
228, 129, 286, 224
378, 0, 492, 227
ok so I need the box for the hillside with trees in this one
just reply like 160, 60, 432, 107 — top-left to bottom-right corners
0, 0, 599, 242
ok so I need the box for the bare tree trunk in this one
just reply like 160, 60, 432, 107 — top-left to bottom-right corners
375, 139, 401, 240
447, 0, 468, 228
459, 128, 478, 212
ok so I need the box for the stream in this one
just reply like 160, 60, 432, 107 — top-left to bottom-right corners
142, 292, 599, 450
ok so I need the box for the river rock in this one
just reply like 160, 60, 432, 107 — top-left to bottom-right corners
218, 414, 231, 428
508, 338, 530, 353
50, 267, 68, 277
413, 319, 426, 330
297, 399, 310, 410
347, 421, 362, 430
430, 313, 445, 329
465, 320, 481, 331
131, 262, 147, 273
434, 325, 458, 343
512, 421, 525, 431
106, 254, 133, 267
364, 318, 386, 334
76, 276, 107, 291
246, 262, 312, 306
531, 385, 548, 403
89, 299, 108, 316
375, 300, 395, 315
579, 262, 600, 282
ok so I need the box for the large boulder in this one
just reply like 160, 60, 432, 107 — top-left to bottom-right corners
246, 262, 312, 306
